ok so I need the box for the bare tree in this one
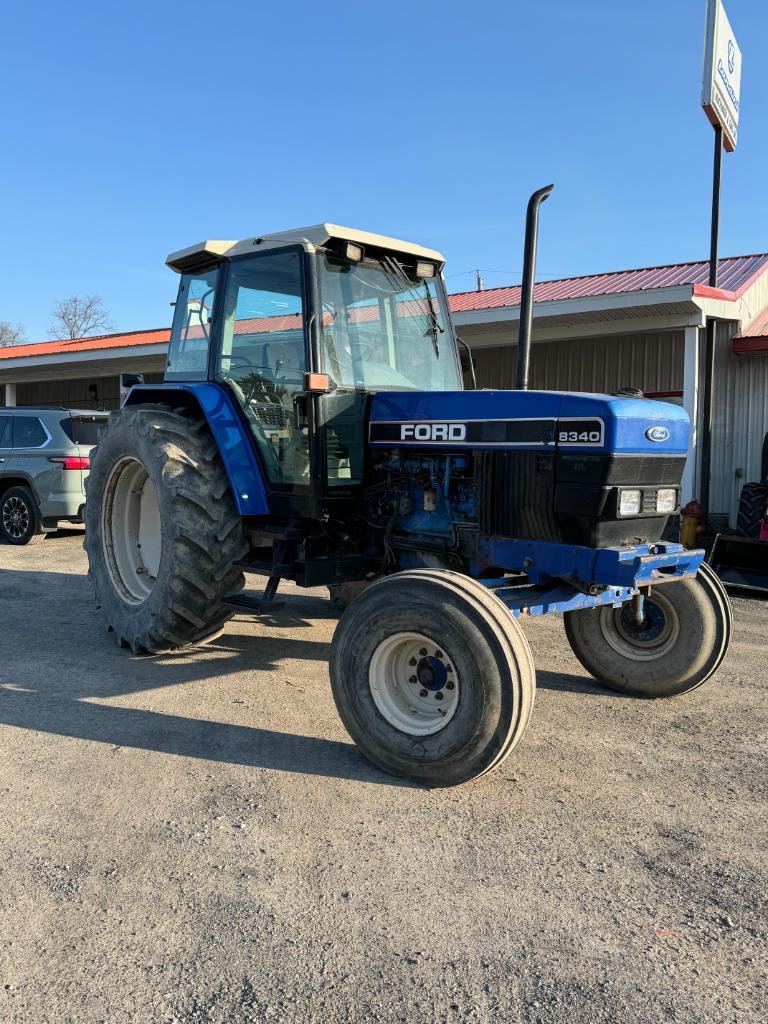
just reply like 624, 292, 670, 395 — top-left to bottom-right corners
50, 295, 115, 341
0, 321, 27, 347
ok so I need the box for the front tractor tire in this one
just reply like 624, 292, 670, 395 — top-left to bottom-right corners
564, 563, 732, 698
330, 569, 536, 786
84, 404, 248, 654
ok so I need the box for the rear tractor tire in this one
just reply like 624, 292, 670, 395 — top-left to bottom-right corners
736, 481, 768, 539
564, 563, 732, 698
330, 569, 536, 786
84, 404, 248, 654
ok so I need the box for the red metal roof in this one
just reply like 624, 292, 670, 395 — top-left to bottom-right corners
449, 253, 768, 312
733, 304, 768, 353
735, 305, 768, 339
0, 327, 170, 362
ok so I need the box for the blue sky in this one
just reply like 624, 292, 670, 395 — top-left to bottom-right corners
1, 0, 766, 342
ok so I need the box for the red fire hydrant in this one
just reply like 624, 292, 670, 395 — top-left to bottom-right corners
680, 499, 704, 549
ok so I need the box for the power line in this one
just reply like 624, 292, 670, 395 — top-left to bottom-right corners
445, 268, 569, 281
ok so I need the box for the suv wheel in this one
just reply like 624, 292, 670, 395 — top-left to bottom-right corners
0, 486, 47, 546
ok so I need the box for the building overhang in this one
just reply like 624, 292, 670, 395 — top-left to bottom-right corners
451, 283, 750, 347
0, 343, 168, 385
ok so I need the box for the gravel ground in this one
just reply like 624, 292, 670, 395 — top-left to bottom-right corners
0, 529, 766, 1024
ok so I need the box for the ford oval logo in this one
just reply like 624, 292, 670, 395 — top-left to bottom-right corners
646, 425, 670, 443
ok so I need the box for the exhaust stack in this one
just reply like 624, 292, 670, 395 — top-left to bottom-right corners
516, 183, 554, 390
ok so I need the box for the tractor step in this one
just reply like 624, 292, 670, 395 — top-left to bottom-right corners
247, 525, 304, 543
223, 577, 284, 614
235, 558, 295, 577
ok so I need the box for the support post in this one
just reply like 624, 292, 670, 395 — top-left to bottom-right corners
4, 383, 16, 407
681, 325, 700, 503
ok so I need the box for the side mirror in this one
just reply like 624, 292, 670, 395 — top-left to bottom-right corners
120, 373, 145, 389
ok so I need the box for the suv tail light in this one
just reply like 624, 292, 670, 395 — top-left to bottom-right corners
49, 456, 90, 470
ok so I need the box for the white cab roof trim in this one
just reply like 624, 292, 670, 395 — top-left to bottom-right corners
166, 223, 444, 273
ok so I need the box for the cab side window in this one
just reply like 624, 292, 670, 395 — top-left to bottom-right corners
166, 267, 219, 380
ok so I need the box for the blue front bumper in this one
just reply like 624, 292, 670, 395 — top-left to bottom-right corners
472, 540, 704, 618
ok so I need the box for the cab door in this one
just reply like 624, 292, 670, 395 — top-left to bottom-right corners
214, 247, 314, 510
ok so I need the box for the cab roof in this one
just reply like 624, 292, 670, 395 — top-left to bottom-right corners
165, 223, 445, 274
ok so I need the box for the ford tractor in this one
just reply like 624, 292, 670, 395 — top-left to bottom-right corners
84, 206, 732, 787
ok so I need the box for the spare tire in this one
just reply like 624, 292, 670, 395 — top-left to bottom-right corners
736, 481, 768, 539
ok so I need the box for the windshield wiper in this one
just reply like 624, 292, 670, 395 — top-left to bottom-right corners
382, 255, 444, 356
421, 279, 444, 357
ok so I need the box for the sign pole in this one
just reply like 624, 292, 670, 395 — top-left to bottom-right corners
700, 123, 723, 516
699, 0, 740, 516
709, 124, 723, 288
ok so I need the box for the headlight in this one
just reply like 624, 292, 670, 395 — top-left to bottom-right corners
619, 489, 642, 516
656, 488, 678, 513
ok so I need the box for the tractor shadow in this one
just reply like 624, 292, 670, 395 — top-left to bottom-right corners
535, 670, 636, 699
0, 565, 631, 784
0, 566, 409, 787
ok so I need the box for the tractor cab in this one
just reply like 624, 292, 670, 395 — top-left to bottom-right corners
164, 225, 462, 516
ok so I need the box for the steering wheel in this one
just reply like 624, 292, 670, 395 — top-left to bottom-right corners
220, 354, 277, 403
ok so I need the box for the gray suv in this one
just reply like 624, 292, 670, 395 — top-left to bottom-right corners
0, 407, 108, 545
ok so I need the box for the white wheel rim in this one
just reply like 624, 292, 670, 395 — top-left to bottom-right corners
368, 632, 460, 736
599, 591, 680, 662
101, 457, 161, 604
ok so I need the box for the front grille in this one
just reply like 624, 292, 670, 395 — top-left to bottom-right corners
475, 450, 559, 542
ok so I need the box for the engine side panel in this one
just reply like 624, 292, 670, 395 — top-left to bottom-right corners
368, 389, 689, 456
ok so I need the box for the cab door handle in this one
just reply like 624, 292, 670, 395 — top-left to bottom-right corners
293, 393, 308, 429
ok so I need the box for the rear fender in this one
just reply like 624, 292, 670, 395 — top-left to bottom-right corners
122, 383, 270, 515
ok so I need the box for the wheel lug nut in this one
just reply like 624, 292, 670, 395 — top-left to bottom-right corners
446, 681, 455, 690
419, 648, 427, 656
409, 675, 417, 684
419, 689, 428, 698
409, 657, 417, 666
446, 665, 453, 673
434, 692, 444, 701
434, 650, 443, 659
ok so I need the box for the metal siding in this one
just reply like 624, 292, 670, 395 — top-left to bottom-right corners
5, 373, 165, 411
473, 332, 683, 395
709, 321, 768, 524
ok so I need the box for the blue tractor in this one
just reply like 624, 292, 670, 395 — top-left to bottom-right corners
84, 213, 732, 786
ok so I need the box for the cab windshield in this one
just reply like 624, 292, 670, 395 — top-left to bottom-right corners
318, 254, 461, 391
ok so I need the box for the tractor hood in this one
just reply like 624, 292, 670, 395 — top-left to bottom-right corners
367, 390, 689, 456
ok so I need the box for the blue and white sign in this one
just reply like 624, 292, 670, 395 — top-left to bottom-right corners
702, 0, 742, 151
